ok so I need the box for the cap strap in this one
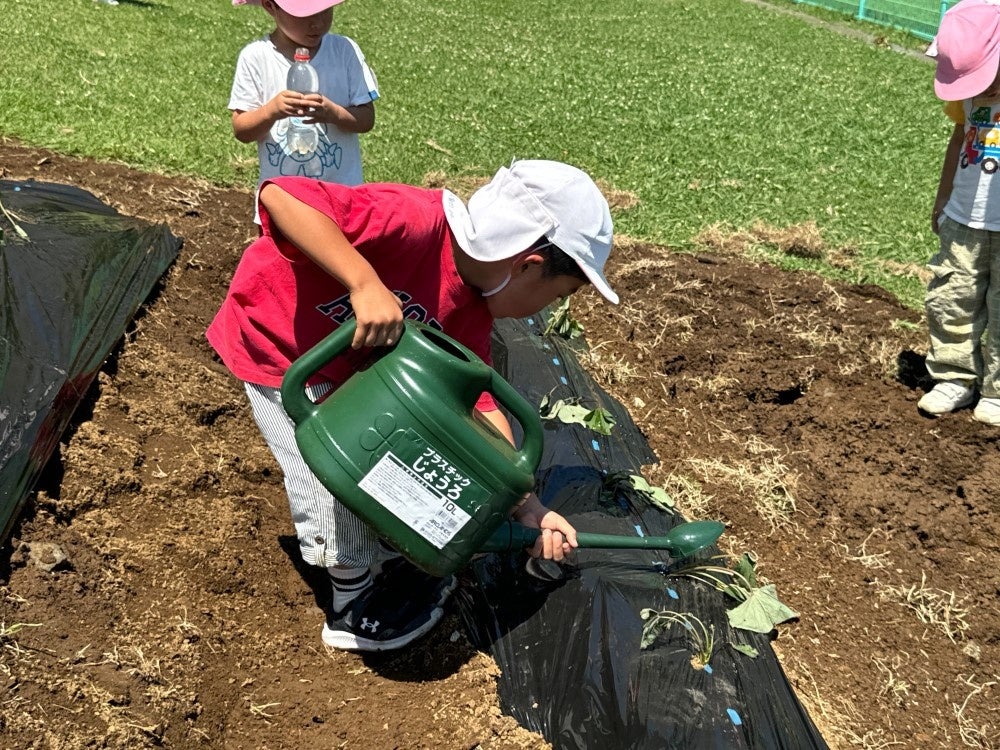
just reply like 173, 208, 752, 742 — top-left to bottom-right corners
480, 272, 512, 298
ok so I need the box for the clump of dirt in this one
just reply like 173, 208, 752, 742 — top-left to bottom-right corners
2, 139, 998, 749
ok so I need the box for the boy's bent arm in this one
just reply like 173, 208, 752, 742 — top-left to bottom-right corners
478, 407, 516, 444
259, 183, 404, 348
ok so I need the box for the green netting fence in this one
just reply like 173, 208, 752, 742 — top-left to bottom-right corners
793, 0, 959, 40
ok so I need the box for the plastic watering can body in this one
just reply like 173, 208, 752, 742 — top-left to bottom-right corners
281, 320, 544, 577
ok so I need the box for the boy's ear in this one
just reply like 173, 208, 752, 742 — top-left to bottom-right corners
517, 252, 545, 272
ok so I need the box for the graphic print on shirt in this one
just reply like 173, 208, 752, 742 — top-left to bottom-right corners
960, 105, 1000, 174
316, 291, 443, 331
266, 119, 343, 178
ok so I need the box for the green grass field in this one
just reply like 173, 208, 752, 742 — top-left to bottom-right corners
0, 0, 948, 307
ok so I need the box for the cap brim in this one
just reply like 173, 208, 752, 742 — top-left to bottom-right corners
571, 258, 619, 304
442, 190, 474, 258
935, 50, 1000, 100
273, 0, 345, 16
592, 280, 619, 305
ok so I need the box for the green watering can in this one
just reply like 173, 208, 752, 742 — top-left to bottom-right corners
281, 320, 723, 577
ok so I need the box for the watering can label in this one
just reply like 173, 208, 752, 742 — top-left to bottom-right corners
357, 437, 488, 549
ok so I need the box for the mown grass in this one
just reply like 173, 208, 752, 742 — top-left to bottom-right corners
0, 0, 947, 308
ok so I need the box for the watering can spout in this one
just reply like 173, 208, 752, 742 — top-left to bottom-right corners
481, 519, 724, 559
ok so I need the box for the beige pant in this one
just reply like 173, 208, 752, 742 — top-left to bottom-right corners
925, 216, 1000, 398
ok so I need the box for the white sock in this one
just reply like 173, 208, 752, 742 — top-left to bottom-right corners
328, 566, 372, 613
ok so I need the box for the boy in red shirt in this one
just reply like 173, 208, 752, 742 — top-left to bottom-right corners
207, 160, 618, 651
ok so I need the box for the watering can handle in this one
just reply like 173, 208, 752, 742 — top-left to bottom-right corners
281, 320, 358, 426
486, 368, 544, 474
281, 319, 544, 477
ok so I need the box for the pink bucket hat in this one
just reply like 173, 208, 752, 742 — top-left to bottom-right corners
232, 0, 344, 16
928, 0, 1000, 100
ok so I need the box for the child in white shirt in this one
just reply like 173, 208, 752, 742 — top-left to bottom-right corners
921, 0, 1000, 425
230, 0, 378, 220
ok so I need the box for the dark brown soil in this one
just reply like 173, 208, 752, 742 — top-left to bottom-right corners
2, 139, 998, 749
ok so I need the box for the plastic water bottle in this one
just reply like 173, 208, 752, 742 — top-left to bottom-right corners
286, 47, 319, 156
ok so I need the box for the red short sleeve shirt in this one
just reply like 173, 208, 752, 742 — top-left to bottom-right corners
206, 177, 497, 409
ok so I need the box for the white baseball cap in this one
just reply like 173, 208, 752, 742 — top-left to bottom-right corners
442, 160, 618, 304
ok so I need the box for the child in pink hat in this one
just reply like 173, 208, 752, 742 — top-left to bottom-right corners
921, 0, 1000, 424
229, 0, 379, 223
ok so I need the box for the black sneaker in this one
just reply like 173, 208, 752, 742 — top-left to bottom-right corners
376, 556, 458, 607
372, 538, 404, 575
321, 565, 457, 652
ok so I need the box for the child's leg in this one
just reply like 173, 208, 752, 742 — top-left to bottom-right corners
925, 217, 991, 385
243, 381, 380, 570
981, 230, 1000, 399
243, 381, 457, 650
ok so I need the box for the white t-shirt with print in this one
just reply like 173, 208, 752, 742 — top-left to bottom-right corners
943, 98, 1000, 231
229, 34, 379, 195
